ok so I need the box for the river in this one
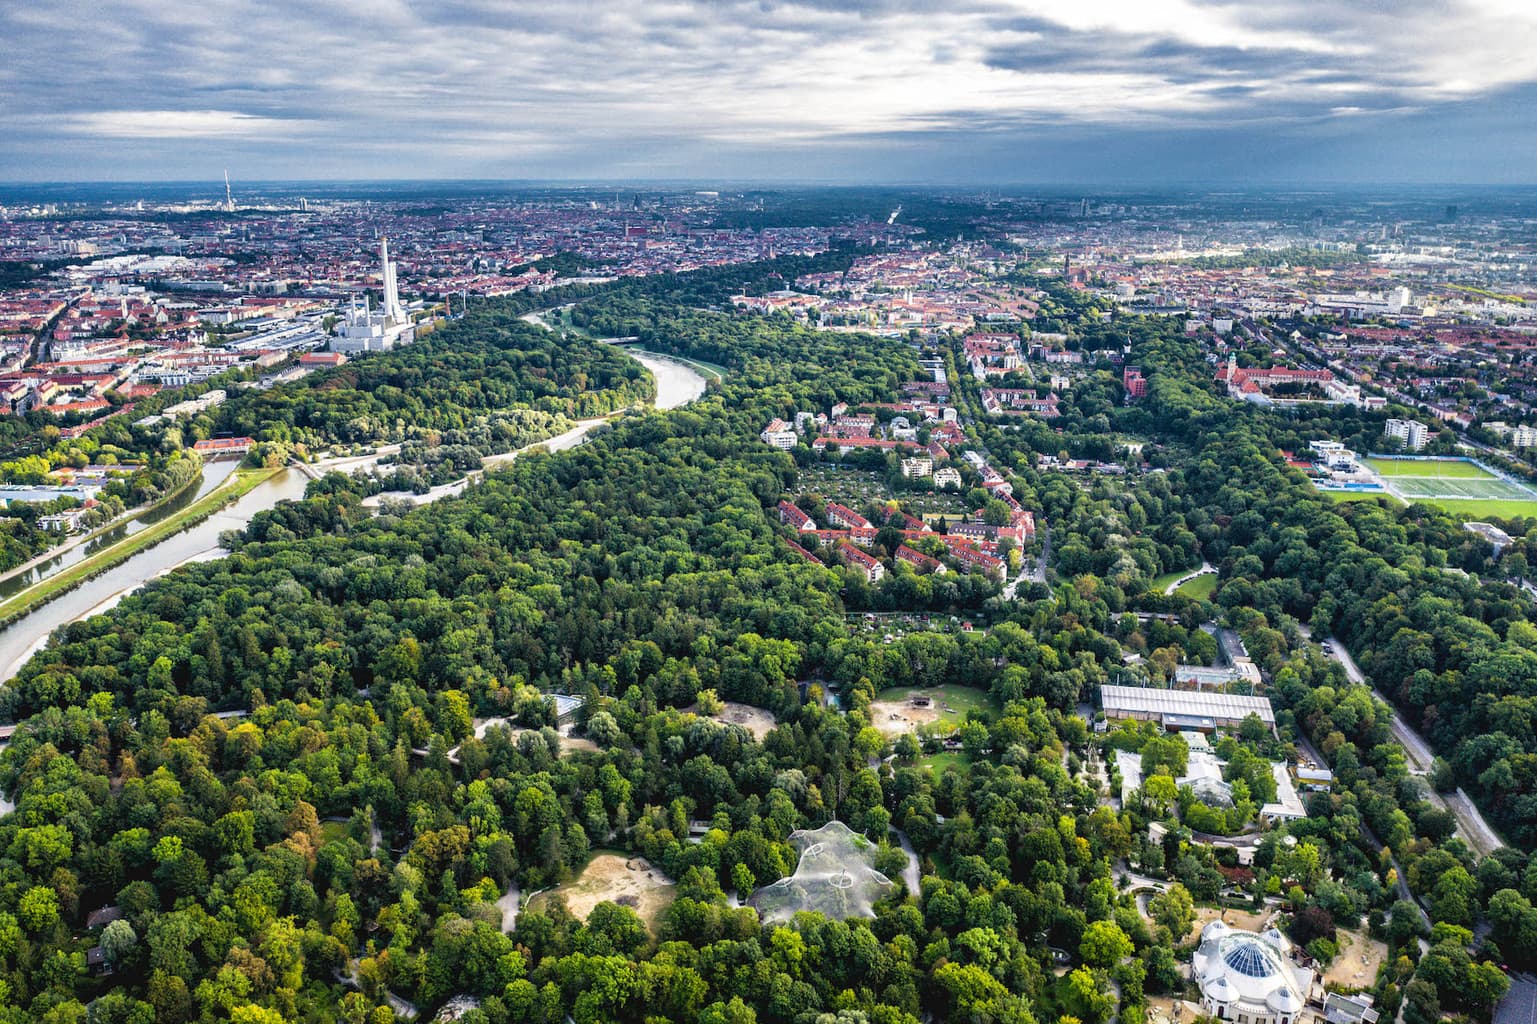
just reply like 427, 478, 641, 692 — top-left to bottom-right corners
360, 348, 707, 508
0, 349, 707, 685
0, 460, 240, 601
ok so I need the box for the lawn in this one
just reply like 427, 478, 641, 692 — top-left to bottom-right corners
1365, 457, 1495, 479
1415, 497, 1537, 522
1176, 573, 1218, 600
1323, 489, 1404, 505
917, 751, 972, 774
1149, 570, 1186, 592
319, 820, 351, 846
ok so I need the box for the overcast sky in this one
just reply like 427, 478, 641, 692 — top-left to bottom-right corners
5, 0, 1537, 185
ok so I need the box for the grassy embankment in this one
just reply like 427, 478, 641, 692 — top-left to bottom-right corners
0, 465, 279, 626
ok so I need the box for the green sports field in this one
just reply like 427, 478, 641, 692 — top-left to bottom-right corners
1393, 477, 1536, 500
1416, 497, 1537, 521
1364, 457, 1495, 479
1322, 489, 1405, 505
1363, 456, 1537, 510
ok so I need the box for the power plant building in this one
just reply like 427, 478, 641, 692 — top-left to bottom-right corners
334, 238, 416, 353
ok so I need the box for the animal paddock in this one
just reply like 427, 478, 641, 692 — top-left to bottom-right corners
531, 853, 677, 931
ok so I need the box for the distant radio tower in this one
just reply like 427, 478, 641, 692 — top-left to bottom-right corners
223, 170, 235, 213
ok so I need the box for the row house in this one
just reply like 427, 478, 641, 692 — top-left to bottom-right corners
825, 502, 872, 531
811, 436, 921, 455
902, 380, 951, 401
838, 541, 886, 583
777, 500, 815, 532
808, 527, 877, 546
947, 544, 1005, 581
783, 539, 823, 566
826, 414, 875, 438
896, 545, 946, 574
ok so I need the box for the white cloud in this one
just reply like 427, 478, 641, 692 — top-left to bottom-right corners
1, 0, 1536, 179
62, 110, 316, 139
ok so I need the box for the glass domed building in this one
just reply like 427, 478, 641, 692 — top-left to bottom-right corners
1193, 921, 1315, 1024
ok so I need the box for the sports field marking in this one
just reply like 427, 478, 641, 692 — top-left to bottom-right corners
1415, 497, 1537, 521
1391, 477, 1537, 501
1364, 457, 1495, 480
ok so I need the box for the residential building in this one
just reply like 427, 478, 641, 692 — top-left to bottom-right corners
838, 541, 885, 582
760, 418, 797, 449
777, 500, 815, 532
901, 457, 933, 478
825, 502, 872, 531
946, 543, 1005, 580
896, 544, 945, 574
1384, 418, 1429, 451
933, 467, 962, 488
1123, 366, 1147, 400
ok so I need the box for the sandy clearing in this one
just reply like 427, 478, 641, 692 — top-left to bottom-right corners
1322, 927, 1387, 990
535, 854, 677, 931
869, 699, 939, 738
1188, 904, 1275, 942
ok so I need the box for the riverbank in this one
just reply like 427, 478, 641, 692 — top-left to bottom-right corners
0, 349, 711, 685
360, 348, 709, 509
627, 346, 726, 383
0, 464, 279, 628
0, 458, 218, 592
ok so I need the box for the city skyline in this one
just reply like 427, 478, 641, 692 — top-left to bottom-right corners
5, 0, 1537, 184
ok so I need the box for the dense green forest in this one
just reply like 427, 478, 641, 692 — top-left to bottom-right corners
0, 266, 1533, 1024
216, 311, 652, 463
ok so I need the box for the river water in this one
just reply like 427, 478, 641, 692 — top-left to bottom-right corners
0, 460, 240, 602
361, 348, 707, 508
0, 349, 707, 685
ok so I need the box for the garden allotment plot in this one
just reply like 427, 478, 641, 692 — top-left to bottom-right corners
1365, 457, 1537, 518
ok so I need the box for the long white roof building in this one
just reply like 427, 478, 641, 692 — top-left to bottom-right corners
1100, 684, 1275, 732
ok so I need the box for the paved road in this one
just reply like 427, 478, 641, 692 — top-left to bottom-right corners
1495, 973, 1537, 1024
1450, 787, 1506, 856
1322, 637, 1505, 854
1322, 642, 1439, 769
